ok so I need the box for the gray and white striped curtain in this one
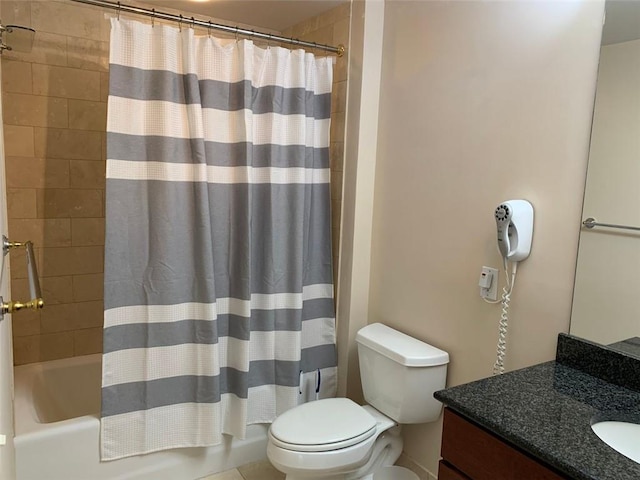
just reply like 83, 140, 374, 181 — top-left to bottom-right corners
101, 19, 337, 461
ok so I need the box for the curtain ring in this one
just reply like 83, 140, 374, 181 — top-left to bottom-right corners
235, 26, 239, 43
151, 8, 155, 27
208, 20, 212, 38
267, 33, 272, 49
191, 17, 195, 30
179, 14, 183, 32
116, 1, 121, 20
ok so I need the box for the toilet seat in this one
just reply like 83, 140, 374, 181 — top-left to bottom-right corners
269, 398, 377, 452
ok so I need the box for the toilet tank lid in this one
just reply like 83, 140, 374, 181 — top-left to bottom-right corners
356, 323, 449, 367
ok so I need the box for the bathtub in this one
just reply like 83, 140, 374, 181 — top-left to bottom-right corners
14, 354, 268, 480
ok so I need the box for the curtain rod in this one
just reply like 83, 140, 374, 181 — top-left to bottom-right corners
69, 0, 345, 56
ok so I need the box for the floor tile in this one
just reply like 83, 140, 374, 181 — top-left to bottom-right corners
237, 459, 286, 480
199, 468, 244, 480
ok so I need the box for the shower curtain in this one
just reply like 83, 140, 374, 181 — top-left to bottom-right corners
101, 18, 337, 461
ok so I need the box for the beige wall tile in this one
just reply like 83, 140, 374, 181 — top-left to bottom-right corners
36, 188, 103, 218
331, 208, 341, 258
39, 300, 102, 338
334, 56, 347, 83
3, 93, 68, 128
289, 17, 320, 39
8, 188, 37, 219
12, 309, 41, 337
68, 100, 107, 131
330, 141, 344, 172
317, 3, 351, 30
73, 327, 103, 356
2, 60, 33, 94
76, 300, 104, 328
4, 31, 68, 67
1, 1, 31, 26
32, 64, 101, 101
34, 127, 102, 160
71, 218, 104, 246
39, 331, 74, 361
330, 110, 345, 144
31, 1, 103, 41
8, 218, 71, 248
331, 199, 341, 237
330, 171, 342, 202
11, 277, 32, 301
331, 81, 347, 114
70, 160, 106, 189
4, 125, 34, 157
100, 72, 109, 102
98, 9, 111, 43
306, 26, 335, 46
41, 276, 74, 305
40, 245, 103, 277
9, 247, 42, 279
13, 335, 40, 365
333, 18, 350, 46
40, 302, 77, 333
72, 273, 103, 302
67, 38, 109, 72
6, 157, 69, 189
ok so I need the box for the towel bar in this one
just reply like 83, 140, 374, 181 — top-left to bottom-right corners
1, 235, 44, 318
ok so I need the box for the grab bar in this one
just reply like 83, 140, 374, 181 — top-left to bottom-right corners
582, 217, 640, 233
1, 235, 44, 318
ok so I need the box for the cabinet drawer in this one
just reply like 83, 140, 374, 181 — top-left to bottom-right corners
440, 408, 567, 480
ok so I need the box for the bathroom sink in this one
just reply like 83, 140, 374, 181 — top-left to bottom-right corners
591, 421, 640, 464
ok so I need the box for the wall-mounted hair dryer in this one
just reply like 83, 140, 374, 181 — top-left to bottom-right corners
494, 200, 534, 262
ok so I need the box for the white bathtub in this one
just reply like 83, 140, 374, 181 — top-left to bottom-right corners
14, 354, 268, 480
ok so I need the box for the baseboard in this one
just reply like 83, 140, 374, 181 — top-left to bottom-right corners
396, 452, 437, 480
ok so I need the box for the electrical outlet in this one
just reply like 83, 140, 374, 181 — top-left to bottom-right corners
479, 266, 498, 301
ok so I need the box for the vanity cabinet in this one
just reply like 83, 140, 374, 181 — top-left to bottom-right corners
438, 408, 569, 480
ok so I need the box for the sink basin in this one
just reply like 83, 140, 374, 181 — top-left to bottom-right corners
591, 421, 640, 464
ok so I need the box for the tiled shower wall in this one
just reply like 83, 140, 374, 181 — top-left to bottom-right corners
2, 0, 349, 365
2, 0, 109, 365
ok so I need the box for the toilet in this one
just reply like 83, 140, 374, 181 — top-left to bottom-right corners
266, 323, 449, 480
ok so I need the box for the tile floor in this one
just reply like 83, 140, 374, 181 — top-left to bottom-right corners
200, 459, 285, 480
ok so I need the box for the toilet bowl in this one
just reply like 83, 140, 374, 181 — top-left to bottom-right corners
266, 323, 449, 480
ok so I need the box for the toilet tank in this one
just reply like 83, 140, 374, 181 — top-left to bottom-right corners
356, 323, 449, 424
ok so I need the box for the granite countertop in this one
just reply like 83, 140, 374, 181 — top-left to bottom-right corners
434, 335, 640, 480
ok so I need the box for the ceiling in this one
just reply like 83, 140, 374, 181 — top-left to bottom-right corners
602, 0, 640, 45
141, 0, 348, 32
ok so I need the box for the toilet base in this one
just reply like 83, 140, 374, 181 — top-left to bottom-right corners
280, 424, 403, 480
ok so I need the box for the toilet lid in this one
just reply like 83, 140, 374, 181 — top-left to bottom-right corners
269, 398, 377, 452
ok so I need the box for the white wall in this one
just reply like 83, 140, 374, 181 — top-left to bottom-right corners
365, 0, 604, 475
571, 39, 640, 345
0, 58, 16, 478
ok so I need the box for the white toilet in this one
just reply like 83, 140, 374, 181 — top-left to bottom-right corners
266, 323, 449, 480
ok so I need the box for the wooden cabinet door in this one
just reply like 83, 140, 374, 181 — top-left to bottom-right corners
440, 408, 567, 480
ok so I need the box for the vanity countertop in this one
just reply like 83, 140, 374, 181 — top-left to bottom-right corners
434, 345, 640, 480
